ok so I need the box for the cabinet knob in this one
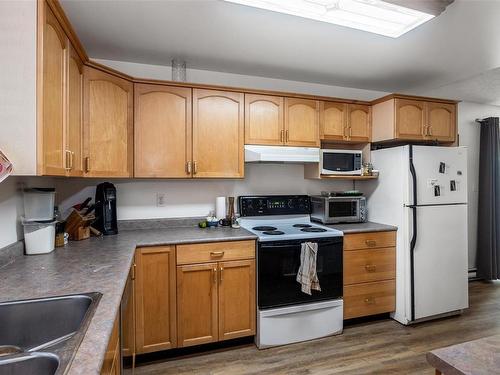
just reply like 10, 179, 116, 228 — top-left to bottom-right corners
193, 161, 198, 174
364, 297, 375, 304
220, 267, 224, 283
212, 267, 217, 284
280, 129, 284, 143
186, 161, 192, 174
365, 264, 377, 272
65, 150, 72, 170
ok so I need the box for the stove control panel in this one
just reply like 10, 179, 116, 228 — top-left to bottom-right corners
238, 195, 311, 216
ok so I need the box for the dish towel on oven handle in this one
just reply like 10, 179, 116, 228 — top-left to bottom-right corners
296, 242, 321, 295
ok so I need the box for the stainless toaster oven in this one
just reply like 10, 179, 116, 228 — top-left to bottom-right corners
310, 195, 367, 224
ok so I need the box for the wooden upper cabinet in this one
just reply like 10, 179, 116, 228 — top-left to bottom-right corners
135, 246, 177, 354
372, 95, 457, 143
427, 102, 456, 142
244, 94, 284, 145
134, 84, 192, 178
192, 89, 244, 178
177, 262, 219, 347
218, 260, 256, 341
40, 3, 67, 176
395, 99, 426, 139
348, 104, 371, 142
66, 44, 83, 176
321, 101, 347, 141
83, 66, 133, 177
284, 98, 320, 147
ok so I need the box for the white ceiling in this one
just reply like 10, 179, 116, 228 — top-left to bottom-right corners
60, 0, 500, 103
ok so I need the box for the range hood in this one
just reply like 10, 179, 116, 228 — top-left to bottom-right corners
245, 145, 320, 163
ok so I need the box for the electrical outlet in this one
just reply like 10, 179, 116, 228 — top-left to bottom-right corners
156, 192, 166, 207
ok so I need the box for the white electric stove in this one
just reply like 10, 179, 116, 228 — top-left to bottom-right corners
238, 195, 344, 349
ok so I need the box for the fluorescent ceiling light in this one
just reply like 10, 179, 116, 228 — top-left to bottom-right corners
223, 0, 435, 38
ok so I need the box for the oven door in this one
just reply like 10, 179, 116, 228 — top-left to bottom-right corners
321, 151, 361, 175
258, 237, 343, 310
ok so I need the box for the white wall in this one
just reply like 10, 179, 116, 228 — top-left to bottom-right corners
0, 177, 24, 249
455, 102, 500, 270
0, 1, 37, 175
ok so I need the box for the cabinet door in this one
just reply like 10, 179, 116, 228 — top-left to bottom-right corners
101, 311, 120, 375
83, 66, 133, 177
244, 94, 284, 145
426, 102, 456, 142
218, 260, 256, 341
395, 99, 425, 140
135, 84, 192, 177
177, 262, 218, 347
284, 98, 319, 147
40, 4, 67, 176
122, 267, 135, 359
192, 89, 244, 178
135, 246, 177, 354
320, 101, 347, 141
66, 43, 83, 176
348, 104, 371, 142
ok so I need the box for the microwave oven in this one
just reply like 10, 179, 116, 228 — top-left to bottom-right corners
310, 195, 367, 224
320, 149, 362, 175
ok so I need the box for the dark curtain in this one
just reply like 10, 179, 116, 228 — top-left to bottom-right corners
477, 117, 500, 280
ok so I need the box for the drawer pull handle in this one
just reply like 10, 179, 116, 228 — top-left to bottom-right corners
210, 251, 225, 257
365, 264, 377, 272
365, 240, 377, 247
364, 297, 375, 305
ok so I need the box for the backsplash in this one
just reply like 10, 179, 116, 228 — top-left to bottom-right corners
55, 164, 357, 220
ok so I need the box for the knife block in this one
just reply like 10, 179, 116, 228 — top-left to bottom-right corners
66, 209, 93, 241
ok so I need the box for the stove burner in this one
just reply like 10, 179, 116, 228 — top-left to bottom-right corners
300, 227, 327, 233
293, 224, 312, 228
253, 226, 277, 231
263, 230, 285, 235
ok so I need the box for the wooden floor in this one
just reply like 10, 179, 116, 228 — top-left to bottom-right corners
129, 281, 500, 375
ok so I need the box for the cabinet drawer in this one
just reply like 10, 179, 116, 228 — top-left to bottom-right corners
343, 280, 395, 319
344, 247, 395, 285
177, 240, 255, 265
343, 231, 396, 251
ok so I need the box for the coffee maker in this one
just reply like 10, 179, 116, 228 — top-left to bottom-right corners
94, 182, 118, 235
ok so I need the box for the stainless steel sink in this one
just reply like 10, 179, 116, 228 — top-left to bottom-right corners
0, 294, 93, 351
0, 293, 101, 374
0, 353, 59, 375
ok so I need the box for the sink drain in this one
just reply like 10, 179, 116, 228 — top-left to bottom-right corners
0, 346, 22, 357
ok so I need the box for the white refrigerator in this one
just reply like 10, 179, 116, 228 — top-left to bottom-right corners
367, 145, 468, 325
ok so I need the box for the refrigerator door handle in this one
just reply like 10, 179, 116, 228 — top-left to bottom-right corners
409, 145, 417, 322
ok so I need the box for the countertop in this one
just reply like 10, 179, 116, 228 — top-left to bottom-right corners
0, 226, 257, 375
427, 334, 500, 375
328, 221, 397, 233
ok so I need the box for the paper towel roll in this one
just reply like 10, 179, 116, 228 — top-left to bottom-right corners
216, 197, 226, 220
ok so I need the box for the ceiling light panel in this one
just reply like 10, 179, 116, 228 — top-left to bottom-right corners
223, 0, 435, 37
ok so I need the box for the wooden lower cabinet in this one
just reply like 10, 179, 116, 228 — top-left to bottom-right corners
218, 260, 256, 341
130, 240, 256, 355
101, 311, 120, 375
343, 230, 397, 320
177, 258, 256, 347
177, 263, 219, 347
122, 267, 135, 359
135, 246, 177, 354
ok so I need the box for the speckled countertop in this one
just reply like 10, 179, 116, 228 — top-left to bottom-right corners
328, 221, 397, 233
0, 226, 257, 375
427, 334, 500, 375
